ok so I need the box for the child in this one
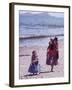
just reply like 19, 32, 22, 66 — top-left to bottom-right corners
28, 50, 40, 75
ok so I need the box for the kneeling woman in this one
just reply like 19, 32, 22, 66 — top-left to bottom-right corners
28, 50, 40, 75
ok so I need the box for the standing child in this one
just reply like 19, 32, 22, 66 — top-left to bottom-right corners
28, 50, 40, 75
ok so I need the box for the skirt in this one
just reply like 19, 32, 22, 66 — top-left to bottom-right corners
28, 63, 40, 73
46, 56, 58, 65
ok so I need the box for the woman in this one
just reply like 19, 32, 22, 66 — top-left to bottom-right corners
46, 39, 54, 65
28, 50, 40, 75
46, 38, 59, 72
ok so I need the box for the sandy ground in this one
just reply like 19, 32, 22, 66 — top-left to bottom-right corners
19, 39, 64, 79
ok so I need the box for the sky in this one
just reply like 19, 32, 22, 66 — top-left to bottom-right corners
48, 12, 64, 18
19, 10, 64, 18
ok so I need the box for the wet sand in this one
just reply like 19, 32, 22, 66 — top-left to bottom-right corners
19, 39, 64, 79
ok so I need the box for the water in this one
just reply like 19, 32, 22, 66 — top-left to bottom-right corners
19, 36, 64, 47
19, 27, 64, 37
19, 27, 64, 47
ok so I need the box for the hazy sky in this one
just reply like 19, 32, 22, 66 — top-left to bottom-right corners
48, 12, 64, 18
20, 10, 64, 18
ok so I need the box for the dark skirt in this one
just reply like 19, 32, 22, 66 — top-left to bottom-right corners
28, 63, 40, 73
46, 56, 58, 65
46, 50, 59, 65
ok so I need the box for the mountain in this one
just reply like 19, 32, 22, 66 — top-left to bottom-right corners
19, 12, 64, 27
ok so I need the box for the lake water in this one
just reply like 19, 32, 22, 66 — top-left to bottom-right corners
19, 27, 64, 47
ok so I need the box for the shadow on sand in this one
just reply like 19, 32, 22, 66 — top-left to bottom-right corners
24, 71, 51, 77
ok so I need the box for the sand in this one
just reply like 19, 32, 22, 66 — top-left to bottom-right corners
19, 39, 64, 79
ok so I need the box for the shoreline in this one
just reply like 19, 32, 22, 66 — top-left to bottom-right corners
20, 34, 64, 39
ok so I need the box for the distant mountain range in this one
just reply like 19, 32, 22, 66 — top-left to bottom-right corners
19, 12, 64, 28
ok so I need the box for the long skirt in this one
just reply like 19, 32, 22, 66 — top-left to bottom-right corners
46, 56, 58, 65
28, 63, 40, 74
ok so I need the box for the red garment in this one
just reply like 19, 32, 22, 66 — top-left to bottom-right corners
47, 48, 57, 57
46, 48, 58, 65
